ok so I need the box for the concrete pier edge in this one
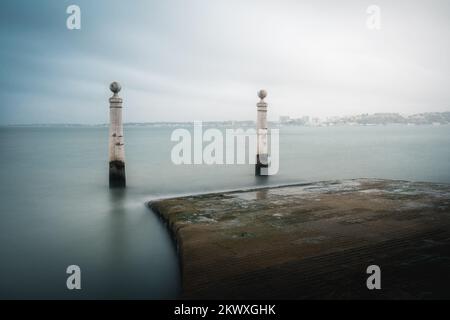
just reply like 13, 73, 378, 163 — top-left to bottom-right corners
146, 178, 450, 299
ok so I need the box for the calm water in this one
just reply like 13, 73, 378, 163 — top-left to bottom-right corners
0, 125, 450, 299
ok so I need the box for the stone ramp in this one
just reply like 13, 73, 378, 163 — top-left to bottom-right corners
149, 179, 450, 299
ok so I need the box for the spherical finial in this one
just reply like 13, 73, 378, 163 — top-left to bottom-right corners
110, 82, 121, 94
258, 89, 267, 100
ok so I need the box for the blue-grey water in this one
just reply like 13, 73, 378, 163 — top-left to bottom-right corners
1, 125, 450, 299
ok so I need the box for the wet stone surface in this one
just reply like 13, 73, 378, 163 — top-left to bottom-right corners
149, 179, 450, 299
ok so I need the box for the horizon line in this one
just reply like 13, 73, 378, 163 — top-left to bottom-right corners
2, 110, 450, 127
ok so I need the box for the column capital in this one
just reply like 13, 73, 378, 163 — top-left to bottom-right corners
258, 89, 267, 101
109, 96, 123, 105
110, 81, 121, 94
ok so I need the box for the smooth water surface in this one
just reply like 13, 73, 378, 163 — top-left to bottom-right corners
0, 125, 449, 298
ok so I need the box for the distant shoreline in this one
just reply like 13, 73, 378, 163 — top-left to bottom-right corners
2, 111, 450, 128
3, 121, 450, 129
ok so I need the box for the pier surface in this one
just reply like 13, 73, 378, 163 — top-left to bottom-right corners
149, 179, 450, 299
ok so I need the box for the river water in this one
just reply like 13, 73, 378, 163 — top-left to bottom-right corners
0, 124, 449, 298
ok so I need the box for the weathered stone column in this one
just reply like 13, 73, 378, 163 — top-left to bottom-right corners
109, 82, 126, 188
256, 89, 268, 176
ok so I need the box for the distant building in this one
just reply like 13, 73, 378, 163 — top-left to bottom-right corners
273, 112, 449, 127
279, 116, 290, 124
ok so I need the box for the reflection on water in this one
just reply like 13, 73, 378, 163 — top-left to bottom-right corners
108, 188, 127, 253
107, 189, 127, 286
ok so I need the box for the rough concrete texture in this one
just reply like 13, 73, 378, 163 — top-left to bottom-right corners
149, 179, 450, 299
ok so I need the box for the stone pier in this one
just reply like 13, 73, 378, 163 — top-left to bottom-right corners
149, 179, 450, 299
108, 82, 126, 188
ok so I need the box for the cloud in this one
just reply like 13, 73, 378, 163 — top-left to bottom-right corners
0, 0, 449, 124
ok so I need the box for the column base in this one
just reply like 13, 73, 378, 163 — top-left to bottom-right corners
255, 154, 269, 176
109, 161, 126, 188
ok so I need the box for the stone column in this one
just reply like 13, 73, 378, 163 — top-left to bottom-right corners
108, 82, 126, 188
256, 89, 268, 176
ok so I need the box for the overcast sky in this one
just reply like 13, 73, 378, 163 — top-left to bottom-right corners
0, 0, 449, 124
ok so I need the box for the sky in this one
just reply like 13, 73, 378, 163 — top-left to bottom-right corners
0, 0, 449, 124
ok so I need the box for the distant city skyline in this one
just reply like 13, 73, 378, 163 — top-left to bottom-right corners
4, 110, 450, 127
1, 0, 449, 125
